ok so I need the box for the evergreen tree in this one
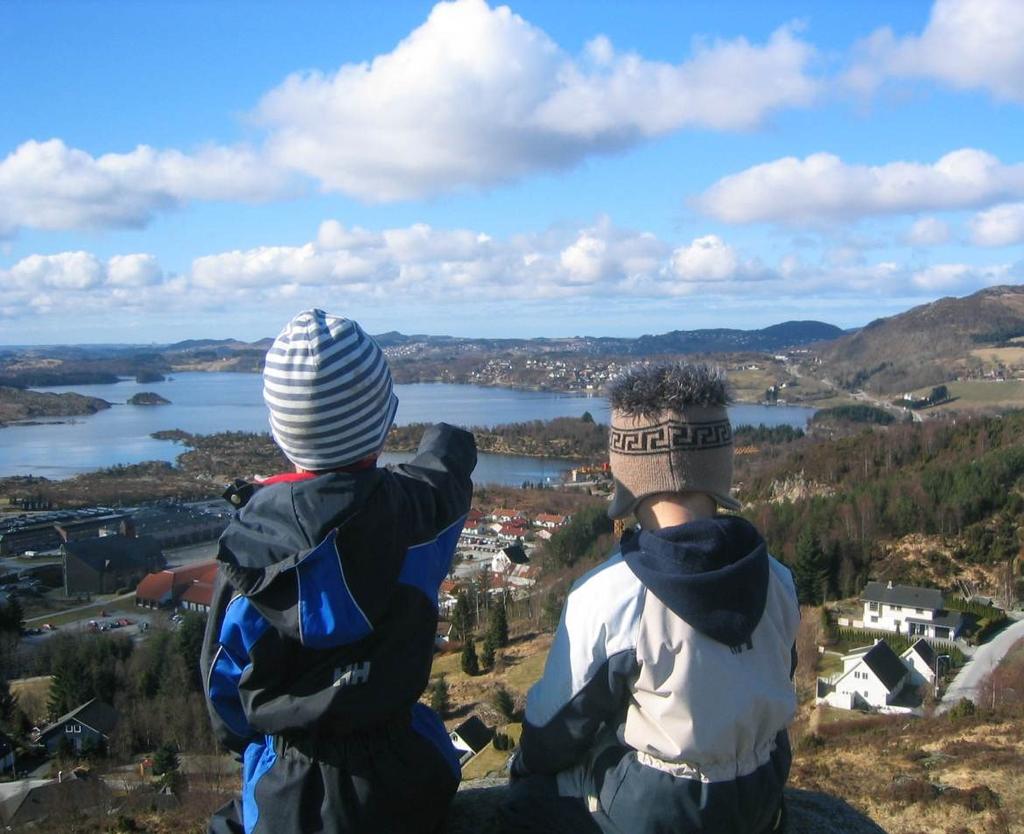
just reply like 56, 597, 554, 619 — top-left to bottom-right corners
492, 686, 515, 721
0, 677, 18, 728
153, 741, 180, 775
793, 530, 829, 605
488, 602, 509, 648
451, 593, 472, 643
461, 637, 479, 676
176, 612, 207, 691
429, 676, 450, 716
0, 598, 23, 634
480, 634, 496, 670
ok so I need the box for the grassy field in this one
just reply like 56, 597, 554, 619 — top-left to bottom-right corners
970, 346, 1024, 366
9, 675, 52, 723
461, 722, 522, 780
23, 592, 137, 627
923, 379, 1024, 409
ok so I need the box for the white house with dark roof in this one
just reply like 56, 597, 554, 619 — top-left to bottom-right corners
817, 640, 919, 713
449, 716, 494, 765
900, 639, 939, 688
861, 581, 964, 641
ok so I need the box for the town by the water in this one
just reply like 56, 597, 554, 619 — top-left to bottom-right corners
3, 287, 1024, 832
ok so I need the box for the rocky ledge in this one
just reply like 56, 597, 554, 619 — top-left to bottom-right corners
446, 779, 888, 833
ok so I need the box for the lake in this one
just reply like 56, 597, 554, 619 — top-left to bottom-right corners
0, 373, 816, 484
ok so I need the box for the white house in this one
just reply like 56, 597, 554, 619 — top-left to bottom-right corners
861, 581, 964, 640
449, 716, 494, 765
900, 639, 938, 689
491, 544, 529, 575
817, 640, 917, 713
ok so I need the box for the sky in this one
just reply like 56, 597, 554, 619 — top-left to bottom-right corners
2, 0, 1023, 344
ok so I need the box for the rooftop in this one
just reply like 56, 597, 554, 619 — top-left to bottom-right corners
861, 581, 944, 611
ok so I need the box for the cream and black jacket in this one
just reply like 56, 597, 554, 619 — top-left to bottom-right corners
514, 515, 799, 833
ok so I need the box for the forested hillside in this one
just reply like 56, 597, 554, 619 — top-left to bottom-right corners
739, 412, 1024, 601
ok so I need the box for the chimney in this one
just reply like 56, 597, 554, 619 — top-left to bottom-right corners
886, 580, 893, 590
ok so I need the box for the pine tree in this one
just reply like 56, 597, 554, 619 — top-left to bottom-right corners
153, 741, 180, 775
461, 637, 479, 676
793, 530, 829, 605
451, 593, 472, 643
0, 677, 18, 728
480, 634, 496, 670
492, 686, 515, 721
429, 676, 450, 716
488, 602, 509, 648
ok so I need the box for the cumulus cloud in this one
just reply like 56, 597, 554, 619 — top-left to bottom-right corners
0, 139, 292, 236
846, 0, 1024, 102
256, 0, 819, 201
910, 262, 1015, 291
970, 203, 1024, 246
697, 149, 1024, 225
906, 217, 951, 247
4, 216, 1018, 330
671, 235, 742, 281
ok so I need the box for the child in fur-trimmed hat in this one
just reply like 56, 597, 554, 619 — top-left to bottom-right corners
504, 362, 798, 834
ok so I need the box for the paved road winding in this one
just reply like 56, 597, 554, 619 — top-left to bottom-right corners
936, 615, 1024, 713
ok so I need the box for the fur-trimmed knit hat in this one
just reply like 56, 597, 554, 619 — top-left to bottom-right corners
606, 362, 738, 519
262, 309, 398, 471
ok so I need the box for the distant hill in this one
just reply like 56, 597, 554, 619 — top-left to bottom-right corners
370, 320, 841, 357
820, 285, 1024, 394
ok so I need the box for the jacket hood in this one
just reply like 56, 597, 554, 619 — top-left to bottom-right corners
620, 515, 768, 648
219, 468, 385, 570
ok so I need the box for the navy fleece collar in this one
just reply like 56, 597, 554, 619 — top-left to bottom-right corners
621, 515, 769, 648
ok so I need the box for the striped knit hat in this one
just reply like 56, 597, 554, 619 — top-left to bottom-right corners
263, 309, 398, 471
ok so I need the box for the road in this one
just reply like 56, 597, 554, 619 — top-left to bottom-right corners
936, 616, 1024, 713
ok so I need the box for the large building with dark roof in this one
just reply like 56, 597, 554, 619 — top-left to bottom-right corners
861, 580, 964, 641
36, 699, 119, 755
63, 535, 164, 596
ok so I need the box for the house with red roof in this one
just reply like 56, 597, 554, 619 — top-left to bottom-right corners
135, 561, 218, 613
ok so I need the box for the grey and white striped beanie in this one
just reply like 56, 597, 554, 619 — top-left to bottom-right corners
263, 309, 399, 471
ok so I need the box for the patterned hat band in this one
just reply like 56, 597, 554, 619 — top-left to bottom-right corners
607, 406, 739, 519
609, 418, 733, 455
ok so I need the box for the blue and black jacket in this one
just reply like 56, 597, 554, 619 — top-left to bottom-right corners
201, 423, 475, 834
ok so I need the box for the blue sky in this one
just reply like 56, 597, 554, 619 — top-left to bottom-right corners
2, 0, 1023, 343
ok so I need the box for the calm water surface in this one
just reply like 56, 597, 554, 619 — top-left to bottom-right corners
0, 373, 815, 484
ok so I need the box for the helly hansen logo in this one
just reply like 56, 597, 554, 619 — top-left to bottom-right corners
333, 661, 371, 688
610, 420, 732, 455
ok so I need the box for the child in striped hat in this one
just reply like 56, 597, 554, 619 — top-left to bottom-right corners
202, 309, 477, 834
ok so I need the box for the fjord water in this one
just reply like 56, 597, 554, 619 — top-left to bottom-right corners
0, 373, 815, 483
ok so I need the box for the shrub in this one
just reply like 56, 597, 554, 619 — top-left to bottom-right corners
948, 698, 976, 719
429, 676, 450, 716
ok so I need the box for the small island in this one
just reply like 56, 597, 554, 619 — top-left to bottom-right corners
128, 392, 171, 406
0, 386, 111, 426
136, 370, 167, 384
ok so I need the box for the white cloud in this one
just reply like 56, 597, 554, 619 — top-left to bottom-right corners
970, 203, 1024, 246
911, 262, 1014, 291
671, 235, 740, 281
846, 0, 1024, 102
906, 217, 951, 247
256, 0, 819, 201
107, 254, 164, 287
8, 252, 105, 290
4, 217, 1019, 330
0, 139, 292, 236
697, 149, 1024, 225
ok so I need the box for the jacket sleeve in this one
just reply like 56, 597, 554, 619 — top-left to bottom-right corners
216, 423, 476, 649
392, 422, 476, 533
514, 555, 643, 778
201, 570, 267, 754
